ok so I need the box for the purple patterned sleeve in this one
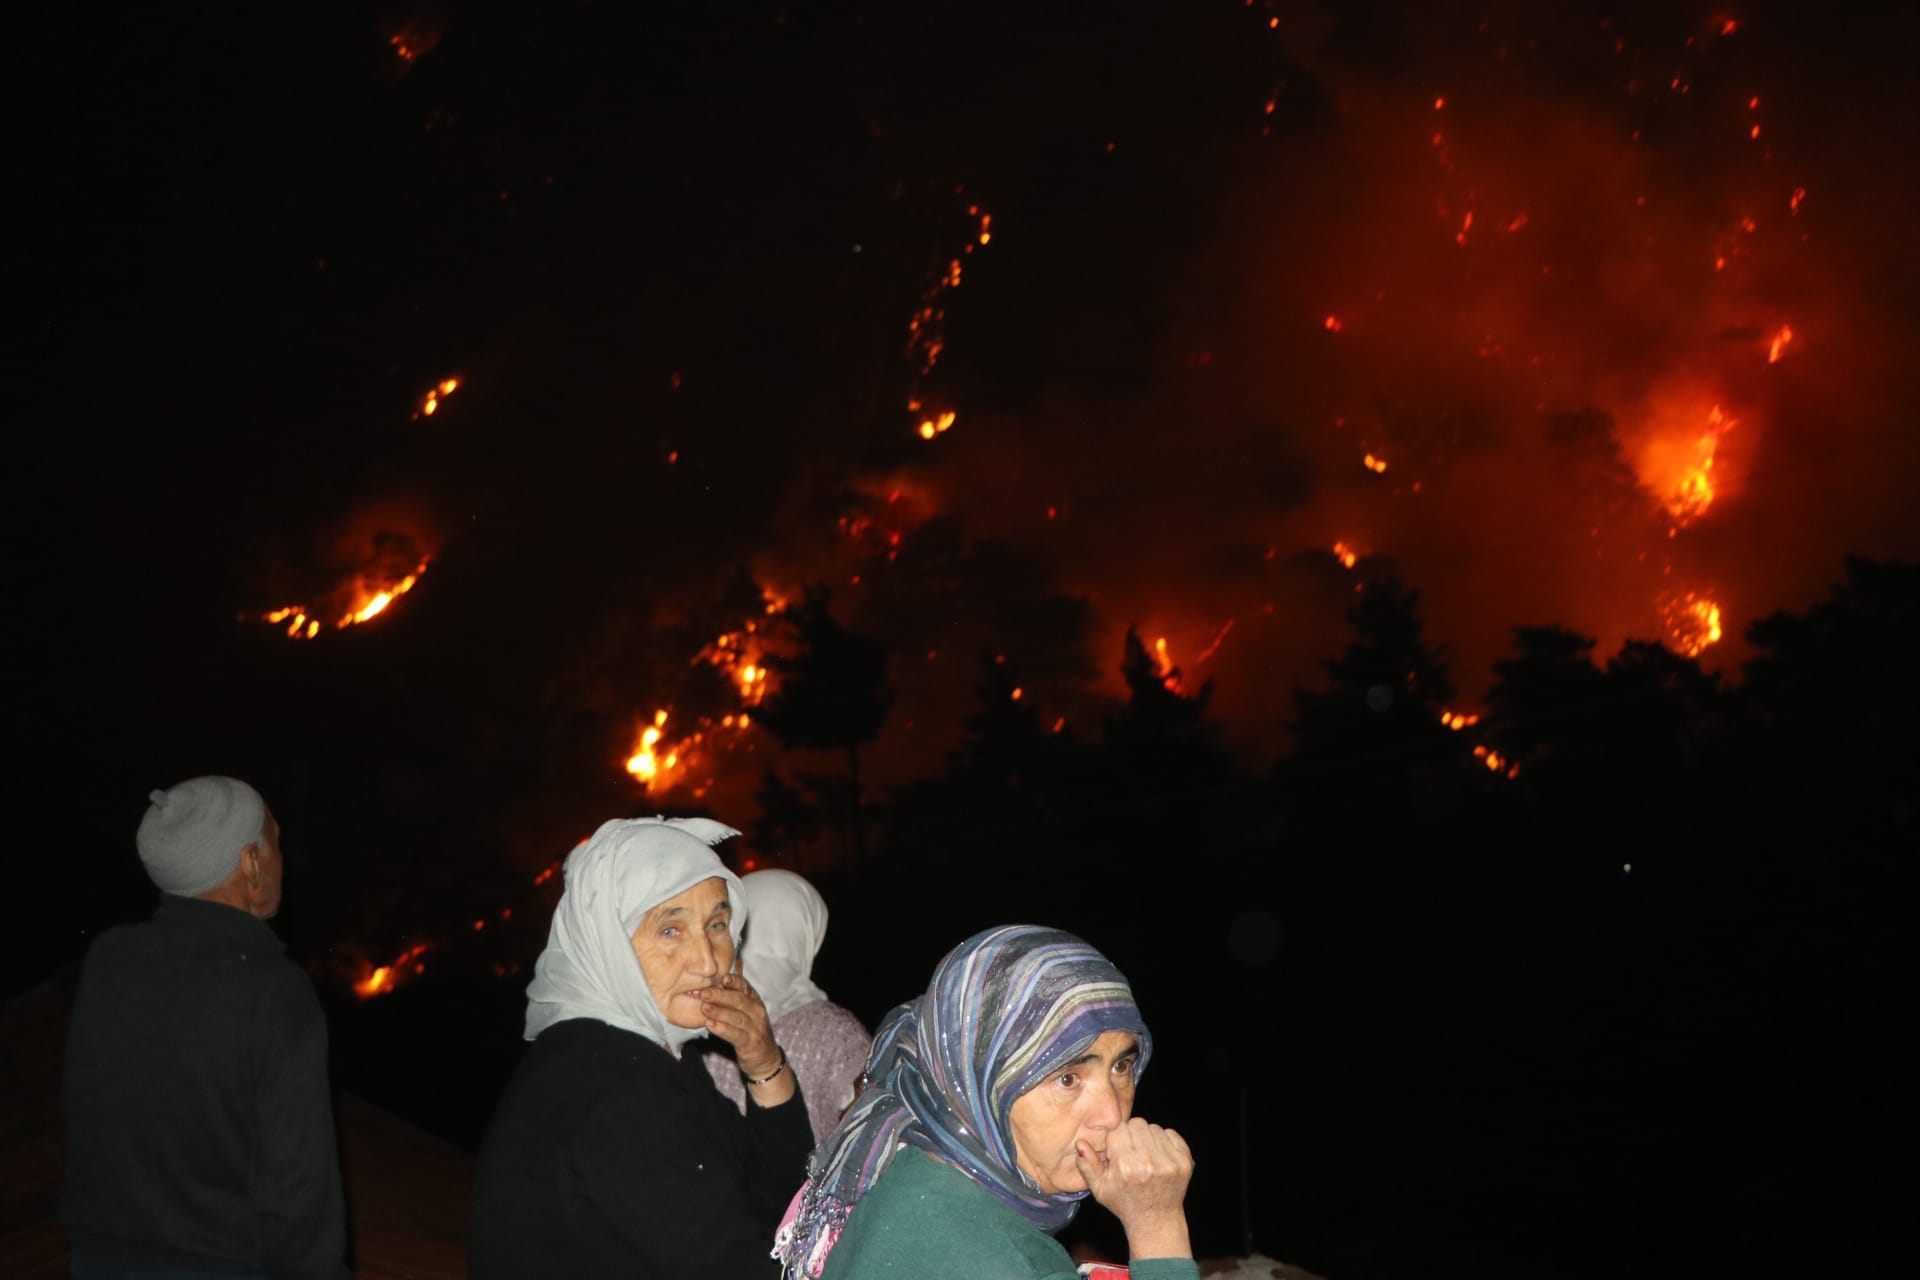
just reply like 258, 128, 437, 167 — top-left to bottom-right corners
773, 1001, 873, 1144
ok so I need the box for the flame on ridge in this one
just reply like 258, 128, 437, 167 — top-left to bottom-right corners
261, 557, 432, 641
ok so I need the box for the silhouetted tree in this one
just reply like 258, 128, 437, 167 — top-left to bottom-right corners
1483, 625, 1607, 781
1286, 577, 1458, 811
754, 586, 893, 859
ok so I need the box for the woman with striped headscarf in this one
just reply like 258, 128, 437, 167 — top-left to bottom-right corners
774, 925, 1197, 1280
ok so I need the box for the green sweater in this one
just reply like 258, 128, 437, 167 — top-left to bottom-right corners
819, 1147, 1200, 1280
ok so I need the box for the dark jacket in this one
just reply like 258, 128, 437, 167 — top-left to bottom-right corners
59, 894, 348, 1280
470, 1017, 814, 1279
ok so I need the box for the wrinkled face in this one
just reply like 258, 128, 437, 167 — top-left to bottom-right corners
246, 809, 284, 920
629, 877, 735, 1028
1008, 1029, 1141, 1196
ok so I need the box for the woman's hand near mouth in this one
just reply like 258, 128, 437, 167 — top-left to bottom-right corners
1075, 1116, 1194, 1261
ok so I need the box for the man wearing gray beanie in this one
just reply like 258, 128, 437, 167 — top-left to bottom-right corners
59, 777, 348, 1280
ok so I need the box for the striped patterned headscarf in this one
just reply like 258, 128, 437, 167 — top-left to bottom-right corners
774, 925, 1152, 1278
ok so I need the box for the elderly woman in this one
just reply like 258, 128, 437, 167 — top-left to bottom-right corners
703, 869, 873, 1142
775, 925, 1198, 1280
470, 817, 813, 1278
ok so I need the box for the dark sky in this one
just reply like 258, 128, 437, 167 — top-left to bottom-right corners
10, 0, 1920, 915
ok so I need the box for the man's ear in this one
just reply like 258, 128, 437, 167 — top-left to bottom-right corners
240, 844, 261, 884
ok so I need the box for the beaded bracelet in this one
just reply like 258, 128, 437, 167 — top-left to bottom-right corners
743, 1048, 789, 1087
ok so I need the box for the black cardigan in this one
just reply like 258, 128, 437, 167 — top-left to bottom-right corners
470, 1017, 815, 1279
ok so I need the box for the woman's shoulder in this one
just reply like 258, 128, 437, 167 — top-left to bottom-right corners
777, 1000, 870, 1041
822, 1148, 1073, 1279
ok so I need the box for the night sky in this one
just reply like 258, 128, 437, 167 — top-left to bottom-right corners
9, 2, 1918, 1273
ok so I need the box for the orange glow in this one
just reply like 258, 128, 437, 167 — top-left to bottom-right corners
1433, 96, 1446, 110
1439, 710, 1481, 731
1332, 541, 1360, 569
1363, 453, 1389, 473
1790, 186, 1806, 215
355, 966, 394, 997
1767, 325, 1794, 363
1010, 687, 1024, 701
916, 410, 957, 440
1323, 314, 1343, 332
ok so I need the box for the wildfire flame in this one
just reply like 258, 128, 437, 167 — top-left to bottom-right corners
1151, 636, 1182, 691
352, 942, 431, 1000
1639, 403, 1737, 528
620, 590, 783, 796
1662, 592, 1725, 657
260, 557, 432, 641
414, 377, 460, 419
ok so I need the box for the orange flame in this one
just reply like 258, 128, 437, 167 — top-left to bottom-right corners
1332, 541, 1360, 569
1767, 325, 1794, 363
1363, 453, 1389, 473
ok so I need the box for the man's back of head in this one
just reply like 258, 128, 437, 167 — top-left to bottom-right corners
136, 775, 283, 918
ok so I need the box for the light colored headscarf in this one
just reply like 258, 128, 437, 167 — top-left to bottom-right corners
738, 869, 831, 1023
524, 816, 745, 1053
774, 925, 1151, 1278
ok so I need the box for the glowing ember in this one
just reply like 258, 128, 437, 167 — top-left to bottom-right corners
917, 410, 957, 440
1662, 592, 1725, 657
1363, 453, 1389, 473
1767, 325, 1794, 363
1332, 541, 1360, 569
1323, 314, 1343, 332
1439, 710, 1481, 730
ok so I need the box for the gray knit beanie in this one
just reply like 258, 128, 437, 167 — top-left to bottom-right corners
136, 776, 267, 896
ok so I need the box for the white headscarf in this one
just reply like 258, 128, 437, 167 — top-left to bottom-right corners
738, 869, 831, 1023
524, 816, 745, 1053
